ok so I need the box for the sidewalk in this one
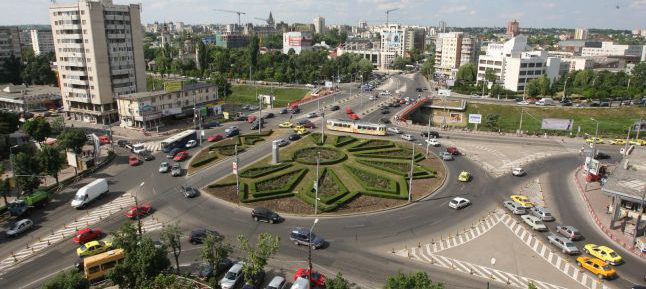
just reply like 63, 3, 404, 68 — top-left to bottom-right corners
572, 165, 646, 259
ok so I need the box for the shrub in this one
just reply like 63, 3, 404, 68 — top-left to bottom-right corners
209, 137, 240, 149
334, 135, 357, 147
190, 155, 218, 168
239, 163, 292, 178
343, 164, 398, 193
218, 145, 244, 156
309, 168, 351, 205
250, 168, 308, 198
293, 147, 346, 165
243, 136, 264, 145
241, 129, 273, 137
347, 139, 395, 152
309, 133, 327, 145
355, 159, 435, 179
355, 148, 424, 160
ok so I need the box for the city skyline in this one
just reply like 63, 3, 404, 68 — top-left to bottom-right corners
2, 0, 646, 30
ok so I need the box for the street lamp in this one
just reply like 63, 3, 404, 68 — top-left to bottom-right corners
308, 218, 320, 281
563, 76, 571, 102
314, 152, 320, 215
9, 145, 19, 179
136, 182, 144, 237
590, 118, 600, 158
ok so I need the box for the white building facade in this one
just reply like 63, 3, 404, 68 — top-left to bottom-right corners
30, 29, 55, 56
434, 32, 479, 78
313, 16, 325, 34
581, 41, 646, 61
282, 31, 313, 54
49, 0, 146, 124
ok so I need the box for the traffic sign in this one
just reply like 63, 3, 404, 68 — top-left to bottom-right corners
232, 161, 238, 175
468, 114, 482, 124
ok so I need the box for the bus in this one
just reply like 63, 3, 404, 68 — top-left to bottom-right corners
326, 119, 386, 136
160, 129, 196, 152
83, 248, 124, 283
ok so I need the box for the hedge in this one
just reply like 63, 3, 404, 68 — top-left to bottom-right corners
347, 139, 395, 152
355, 159, 435, 179
191, 155, 218, 168
343, 164, 399, 194
241, 129, 273, 137
309, 133, 327, 145
218, 145, 244, 156
209, 137, 241, 149
250, 168, 308, 197
309, 168, 351, 205
239, 163, 292, 178
207, 182, 236, 189
243, 136, 264, 145
334, 135, 357, 147
354, 148, 424, 160
293, 147, 346, 165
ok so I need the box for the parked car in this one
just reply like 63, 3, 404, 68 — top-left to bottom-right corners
224, 127, 240, 137
330, 105, 340, 111
251, 207, 282, 223
426, 138, 440, 147
117, 139, 130, 147
242, 270, 266, 289
379, 118, 391, 124
290, 107, 301, 114
441, 152, 453, 161
583, 244, 623, 265
387, 127, 402, 134
185, 139, 197, 148
421, 131, 440, 138
288, 134, 301, 141
128, 155, 141, 166
251, 121, 264, 130
576, 256, 616, 279
194, 259, 234, 281
401, 134, 414, 141
306, 112, 317, 118
171, 164, 182, 176
6, 219, 34, 237
529, 206, 555, 221
289, 227, 324, 249
503, 201, 526, 215
173, 151, 189, 161
275, 139, 289, 147
381, 109, 390, 114
125, 204, 153, 219
220, 262, 245, 289
521, 215, 548, 231
446, 146, 460, 155
265, 276, 287, 289
73, 228, 103, 244
448, 197, 470, 209
204, 121, 221, 128
190, 228, 222, 244
265, 113, 275, 119
290, 277, 310, 289
279, 108, 288, 114
511, 195, 534, 208
555, 225, 582, 240
512, 167, 526, 176
208, 134, 224, 142
181, 186, 199, 198
293, 269, 326, 288
548, 234, 580, 254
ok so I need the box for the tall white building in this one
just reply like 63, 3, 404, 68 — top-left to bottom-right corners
282, 31, 312, 54
313, 16, 325, 34
581, 42, 646, 61
379, 24, 411, 70
30, 29, 55, 56
476, 35, 561, 93
49, 0, 146, 124
574, 28, 588, 40
434, 32, 479, 78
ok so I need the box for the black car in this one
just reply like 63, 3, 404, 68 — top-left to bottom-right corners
290, 108, 301, 114
117, 140, 130, 147
279, 108, 288, 114
204, 121, 221, 128
265, 113, 274, 119
330, 105, 340, 111
194, 259, 234, 280
234, 116, 247, 121
416, 88, 423, 92
594, 152, 611, 160
379, 118, 391, 124
189, 228, 222, 244
296, 119, 311, 126
421, 131, 440, 138
288, 134, 301, 141
381, 109, 390, 114
181, 186, 199, 198
138, 150, 154, 161
224, 128, 240, 137
251, 207, 282, 223
251, 121, 264, 130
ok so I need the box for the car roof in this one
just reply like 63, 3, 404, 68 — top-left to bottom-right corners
254, 207, 271, 213
268, 276, 285, 286
452, 197, 468, 202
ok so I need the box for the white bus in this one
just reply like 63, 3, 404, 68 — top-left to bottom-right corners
326, 119, 387, 136
160, 130, 197, 152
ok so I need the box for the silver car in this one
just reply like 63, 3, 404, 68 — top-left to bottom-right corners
159, 162, 170, 173
521, 215, 547, 231
171, 164, 182, 177
6, 219, 34, 237
220, 262, 244, 289
503, 201, 526, 215
529, 206, 555, 221
441, 152, 453, 161
547, 234, 580, 254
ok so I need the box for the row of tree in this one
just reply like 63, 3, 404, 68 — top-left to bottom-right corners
0, 50, 58, 86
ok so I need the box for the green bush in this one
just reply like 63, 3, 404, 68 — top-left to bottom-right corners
218, 145, 244, 156
250, 168, 308, 198
239, 163, 292, 178
293, 147, 346, 165
243, 136, 264, 145
309, 133, 327, 145
241, 129, 273, 137
334, 135, 357, 147
190, 155, 218, 168
356, 159, 435, 179
343, 164, 398, 193
309, 168, 351, 205
347, 139, 395, 152
209, 137, 240, 149
355, 148, 424, 160
207, 182, 237, 189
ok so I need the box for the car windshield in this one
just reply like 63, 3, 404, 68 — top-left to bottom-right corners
225, 271, 238, 279
609, 252, 618, 257
602, 265, 611, 271
9, 223, 18, 230
74, 194, 85, 201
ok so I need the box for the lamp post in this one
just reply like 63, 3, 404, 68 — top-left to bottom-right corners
136, 182, 144, 237
408, 144, 415, 203
308, 218, 320, 281
9, 145, 19, 180
590, 118, 600, 158
563, 76, 570, 102
314, 152, 320, 215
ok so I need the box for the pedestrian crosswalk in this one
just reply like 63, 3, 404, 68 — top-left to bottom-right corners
140, 141, 162, 152
0, 193, 165, 275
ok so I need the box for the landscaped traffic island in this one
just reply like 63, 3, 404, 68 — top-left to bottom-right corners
205, 133, 446, 214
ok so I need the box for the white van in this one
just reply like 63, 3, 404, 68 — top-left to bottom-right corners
71, 178, 109, 208
290, 277, 310, 289
536, 98, 554, 106
132, 143, 146, 154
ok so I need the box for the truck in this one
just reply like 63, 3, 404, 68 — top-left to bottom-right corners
71, 178, 109, 209
536, 98, 554, 106
7, 190, 50, 217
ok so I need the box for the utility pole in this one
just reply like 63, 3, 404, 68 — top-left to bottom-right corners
518, 108, 524, 135
425, 116, 431, 157
136, 182, 144, 237
308, 219, 319, 281
408, 144, 414, 203
258, 94, 262, 134
234, 145, 240, 196
563, 77, 569, 102
314, 152, 320, 215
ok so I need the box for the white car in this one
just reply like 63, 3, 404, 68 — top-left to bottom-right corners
425, 138, 440, 147
132, 143, 146, 154
512, 167, 526, 176
6, 219, 34, 237
401, 134, 414, 141
159, 162, 170, 173
521, 214, 548, 231
503, 201, 526, 215
387, 127, 402, 134
171, 164, 182, 177
306, 112, 317, 118
448, 197, 470, 209
185, 139, 197, 148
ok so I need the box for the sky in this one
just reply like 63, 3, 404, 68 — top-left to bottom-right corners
2, 0, 645, 30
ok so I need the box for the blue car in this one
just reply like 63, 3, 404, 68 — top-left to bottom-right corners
289, 227, 324, 249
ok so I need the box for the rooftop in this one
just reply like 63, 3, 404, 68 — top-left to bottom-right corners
602, 148, 646, 202
0, 84, 60, 99
116, 82, 214, 100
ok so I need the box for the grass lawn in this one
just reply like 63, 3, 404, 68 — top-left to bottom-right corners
466, 103, 646, 137
225, 85, 309, 107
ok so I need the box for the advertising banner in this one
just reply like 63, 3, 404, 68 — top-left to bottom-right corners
468, 114, 482, 124
541, 118, 574, 131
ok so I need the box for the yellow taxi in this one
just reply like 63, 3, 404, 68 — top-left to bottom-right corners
510, 195, 534, 208
76, 240, 113, 257
279, 121, 293, 128
585, 137, 604, 144
609, 139, 626, 145
576, 256, 616, 279
583, 244, 623, 265
629, 139, 646, 146
295, 128, 308, 135
293, 125, 305, 132
458, 171, 471, 182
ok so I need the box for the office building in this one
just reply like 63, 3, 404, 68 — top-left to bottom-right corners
49, 0, 146, 124
434, 32, 479, 78
313, 16, 325, 34
379, 24, 412, 70
581, 41, 646, 61
507, 20, 519, 37
214, 32, 248, 49
30, 29, 55, 56
574, 28, 588, 40
282, 31, 312, 54
0, 26, 22, 71
405, 27, 426, 52
476, 35, 561, 92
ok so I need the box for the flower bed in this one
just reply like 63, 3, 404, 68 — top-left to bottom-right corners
218, 145, 244, 156
356, 159, 436, 179
309, 133, 327, 145
354, 148, 423, 160
251, 168, 308, 198
293, 147, 346, 165
191, 154, 218, 168
334, 135, 357, 147
243, 135, 264, 145
343, 164, 398, 193
347, 139, 395, 152
239, 163, 292, 178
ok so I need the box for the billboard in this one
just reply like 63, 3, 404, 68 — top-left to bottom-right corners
468, 114, 482, 124
584, 157, 600, 176
438, 89, 451, 97
383, 31, 402, 50
448, 112, 464, 124
541, 118, 573, 131
66, 151, 78, 168
164, 81, 183, 92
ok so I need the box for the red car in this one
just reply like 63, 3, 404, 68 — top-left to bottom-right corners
125, 204, 153, 219
128, 155, 140, 166
446, 146, 460, 155
73, 228, 103, 244
345, 107, 353, 114
349, 113, 360, 120
294, 268, 326, 287
173, 151, 189, 161
98, 136, 110, 145
247, 115, 257, 123
207, 134, 223, 142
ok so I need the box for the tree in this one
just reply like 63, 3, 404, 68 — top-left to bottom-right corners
484, 68, 497, 96
525, 79, 541, 97
13, 152, 41, 193
536, 75, 552, 97
109, 222, 171, 289
484, 113, 500, 130
151, 273, 192, 289
237, 233, 280, 285
528, 282, 538, 289
161, 222, 182, 273
384, 271, 443, 289
201, 232, 233, 277
50, 117, 65, 135
456, 63, 477, 84
22, 117, 52, 143
391, 56, 412, 70
0, 55, 22, 84
42, 270, 89, 289
327, 272, 352, 289
248, 36, 260, 71
58, 128, 87, 153
420, 58, 435, 80
0, 178, 12, 206
207, 72, 231, 98
21, 54, 57, 85
0, 111, 20, 135
37, 145, 64, 185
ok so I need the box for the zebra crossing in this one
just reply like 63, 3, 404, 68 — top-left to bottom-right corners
140, 140, 162, 152
394, 209, 614, 289
0, 193, 165, 275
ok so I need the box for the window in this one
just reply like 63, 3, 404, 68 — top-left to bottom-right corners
88, 265, 100, 274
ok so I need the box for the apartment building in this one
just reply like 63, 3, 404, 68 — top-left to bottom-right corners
30, 29, 55, 56
581, 41, 646, 62
49, 0, 146, 124
434, 32, 479, 78
282, 31, 313, 54
0, 26, 22, 71
313, 16, 325, 34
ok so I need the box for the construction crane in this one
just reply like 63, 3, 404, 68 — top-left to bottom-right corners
254, 17, 270, 25
213, 9, 246, 27
385, 8, 400, 26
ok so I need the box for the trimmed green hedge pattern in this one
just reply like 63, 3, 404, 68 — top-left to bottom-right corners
334, 135, 357, 147
293, 147, 346, 165
218, 145, 244, 156
191, 154, 218, 168
309, 133, 327, 145
343, 164, 399, 194
356, 158, 436, 179
251, 168, 308, 198
347, 139, 395, 152
239, 163, 292, 178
